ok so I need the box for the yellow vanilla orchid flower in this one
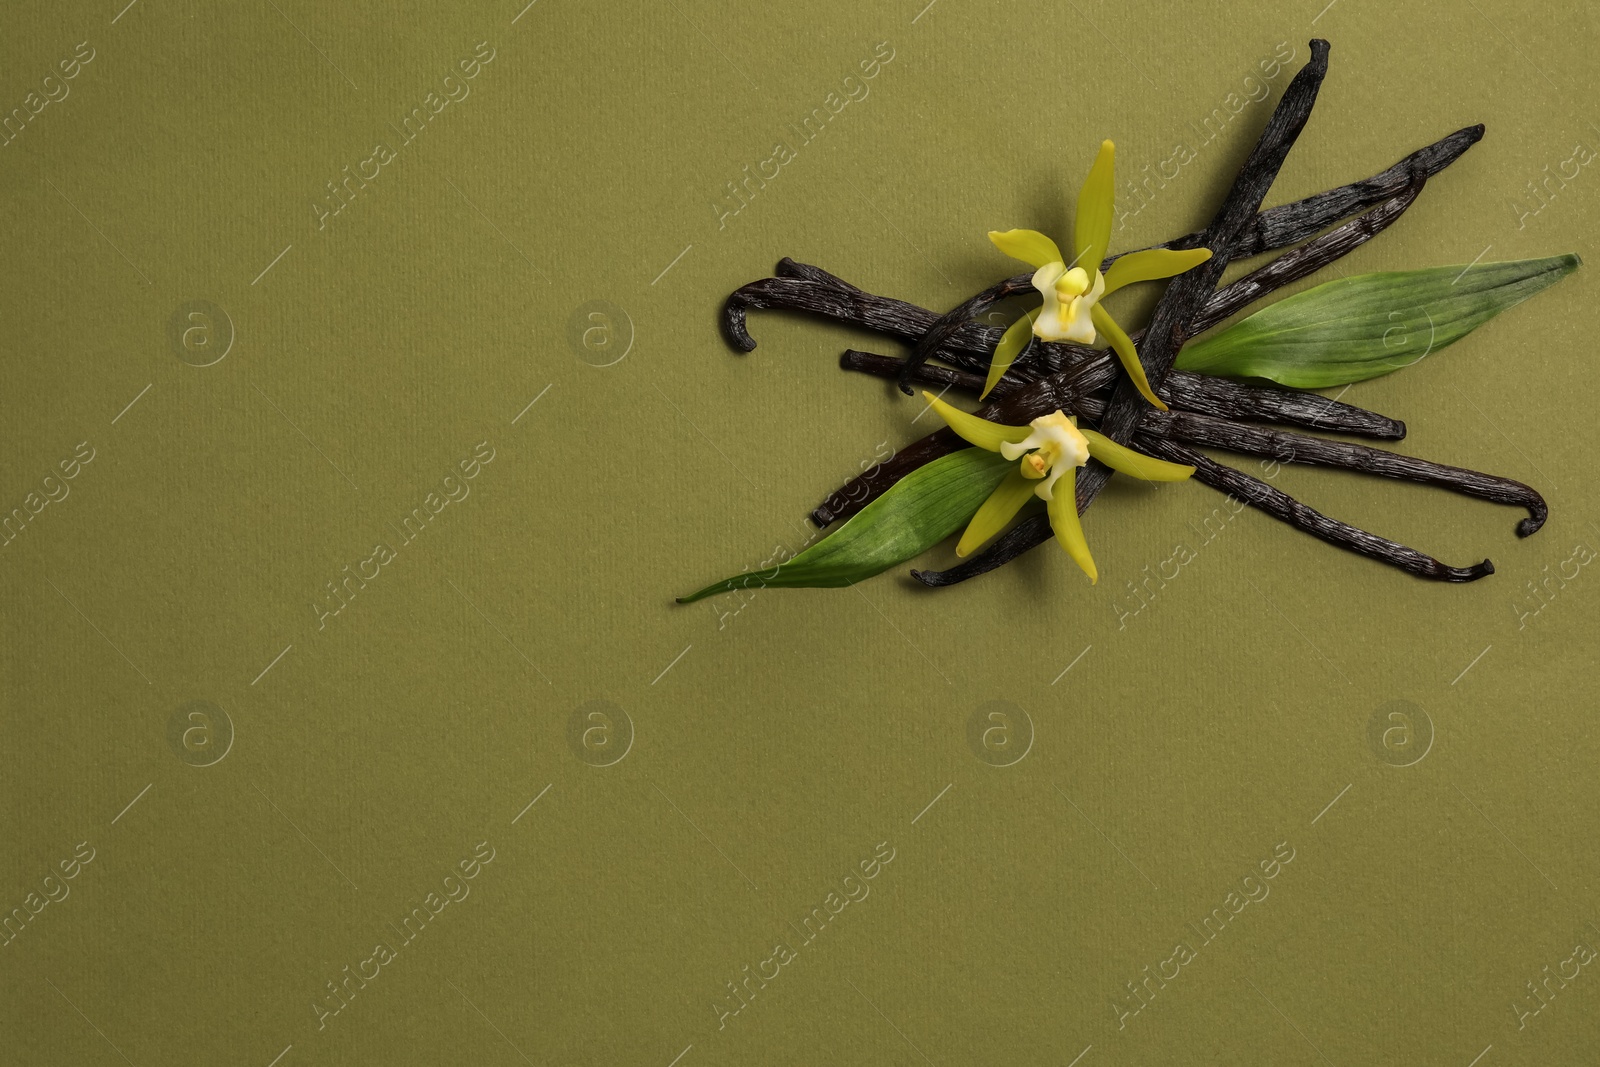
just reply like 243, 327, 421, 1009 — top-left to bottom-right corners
984, 140, 1214, 409
923, 391, 1195, 583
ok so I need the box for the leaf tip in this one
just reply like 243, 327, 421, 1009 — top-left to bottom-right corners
675, 584, 719, 605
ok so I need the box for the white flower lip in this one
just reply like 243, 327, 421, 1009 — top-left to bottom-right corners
1030, 263, 1103, 344
999, 411, 1090, 501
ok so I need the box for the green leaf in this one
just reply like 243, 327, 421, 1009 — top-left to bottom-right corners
677, 448, 1014, 602
1174, 255, 1581, 387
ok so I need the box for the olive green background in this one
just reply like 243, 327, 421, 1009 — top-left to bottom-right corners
2, 1, 1597, 1064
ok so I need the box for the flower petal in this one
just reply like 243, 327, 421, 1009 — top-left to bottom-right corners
1102, 247, 1214, 295
956, 470, 1036, 556
1031, 262, 1069, 340
1073, 140, 1116, 272
988, 229, 1064, 269
1090, 303, 1168, 411
981, 307, 1038, 399
1058, 268, 1103, 344
999, 429, 1042, 461
1083, 430, 1196, 481
922, 391, 1031, 452
1046, 466, 1097, 583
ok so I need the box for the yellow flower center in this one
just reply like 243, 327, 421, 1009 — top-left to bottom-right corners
1055, 267, 1090, 300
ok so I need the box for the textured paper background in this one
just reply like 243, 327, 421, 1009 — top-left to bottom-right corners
2, 1, 1597, 1064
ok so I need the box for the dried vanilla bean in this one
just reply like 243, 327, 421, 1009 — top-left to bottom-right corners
1160, 370, 1404, 439
1109, 123, 1483, 263
839, 348, 1406, 439
722, 276, 942, 355
910, 514, 1053, 587
723, 275, 1000, 373
1134, 438, 1495, 582
1141, 410, 1547, 536
894, 275, 1041, 392
812, 427, 962, 527
1222, 124, 1484, 258
774, 256, 864, 290
839, 350, 1004, 397
1190, 171, 1424, 336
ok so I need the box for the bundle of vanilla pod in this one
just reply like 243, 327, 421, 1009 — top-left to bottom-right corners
680, 40, 1578, 603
